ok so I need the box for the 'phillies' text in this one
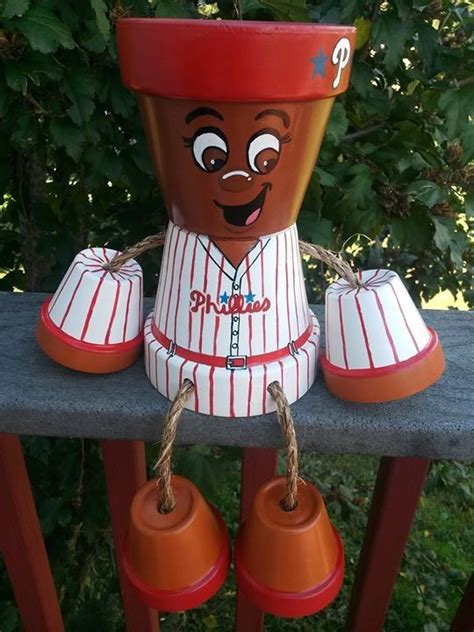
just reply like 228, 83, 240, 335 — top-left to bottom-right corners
190, 290, 271, 315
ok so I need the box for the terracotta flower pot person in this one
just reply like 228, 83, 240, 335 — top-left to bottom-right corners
117, 18, 356, 416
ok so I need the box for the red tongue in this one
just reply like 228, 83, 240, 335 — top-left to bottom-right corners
245, 208, 261, 226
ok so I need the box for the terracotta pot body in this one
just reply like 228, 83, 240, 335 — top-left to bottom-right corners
235, 476, 344, 617
124, 476, 230, 611
118, 19, 356, 416
321, 269, 445, 402
36, 248, 143, 373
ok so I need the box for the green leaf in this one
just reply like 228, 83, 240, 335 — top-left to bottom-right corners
62, 71, 98, 126
260, 0, 311, 22
4, 63, 27, 93
155, 0, 195, 18
431, 216, 467, 267
315, 166, 337, 188
390, 207, 433, 250
202, 614, 218, 629
343, 164, 374, 207
407, 180, 448, 208
439, 86, 474, 139
325, 102, 349, 145
373, 17, 413, 73
90, 0, 110, 41
465, 192, 474, 218
16, 6, 75, 53
354, 17, 372, 50
2, 0, 29, 18
50, 119, 85, 161
299, 217, 334, 246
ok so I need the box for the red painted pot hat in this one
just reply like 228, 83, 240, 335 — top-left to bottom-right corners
117, 19, 356, 102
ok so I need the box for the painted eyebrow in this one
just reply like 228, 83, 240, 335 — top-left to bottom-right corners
255, 109, 290, 129
185, 107, 224, 124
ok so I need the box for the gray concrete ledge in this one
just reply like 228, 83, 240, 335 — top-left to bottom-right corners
0, 292, 473, 461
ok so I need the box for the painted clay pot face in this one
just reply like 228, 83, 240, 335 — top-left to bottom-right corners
139, 96, 334, 239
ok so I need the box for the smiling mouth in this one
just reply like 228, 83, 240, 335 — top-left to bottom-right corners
214, 183, 272, 227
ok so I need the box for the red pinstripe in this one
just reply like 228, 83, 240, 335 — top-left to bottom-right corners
80, 272, 107, 341
291, 229, 301, 335
104, 280, 121, 345
355, 294, 374, 368
102, 247, 110, 264
198, 247, 210, 353
178, 359, 188, 386
188, 237, 199, 348
246, 255, 253, 355
158, 224, 176, 328
154, 344, 162, 389
209, 366, 215, 415
371, 289, 400, 363
262, 364, 268, 413
50, 261, 84, 313
364, 269, 380, 284
174, 231, 190, 341
338, 294, 349, 369
275, 234, 280, 347
278, 359, 284, 391
164, 228, 182, 333
295, 355, 300, 400
138, 274, 142, 327
123, 279, 133, 342
388, 281, 420, 352
247, 367, 253, 417
301, 347, 310, 391
58, 268, 89, 329
192, 364, 199, 412
213, 256, 225, 356
284, 231, 291, 341
326, 299, 331, 362
87, 248, 103, 264
230, 370, 235, 417
260, 240, 267, 353
165, 354, 171, 399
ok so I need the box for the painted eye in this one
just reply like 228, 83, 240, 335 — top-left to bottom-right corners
248, 132, 280, 174
192, 131, 228, 173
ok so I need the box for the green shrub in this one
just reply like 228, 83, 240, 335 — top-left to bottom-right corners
0, 0, 472, 304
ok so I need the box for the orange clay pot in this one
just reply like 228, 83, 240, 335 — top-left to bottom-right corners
124, 475, 230, 611
235, 475, 344, 618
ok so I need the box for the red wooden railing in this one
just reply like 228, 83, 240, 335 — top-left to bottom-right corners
1, 437, 472, 632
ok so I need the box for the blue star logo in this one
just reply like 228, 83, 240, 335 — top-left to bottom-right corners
244, 292, 255, 304
220, 291, 229, 304
310, 49, 329, 78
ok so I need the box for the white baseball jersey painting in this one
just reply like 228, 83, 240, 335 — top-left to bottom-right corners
325, 269, 431, 371
48, 247, 143, 346
145, 221, 320, 417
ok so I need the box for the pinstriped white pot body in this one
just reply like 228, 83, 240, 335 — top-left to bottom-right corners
47, 248, 143, 346
145, 221, 320, 417
325, 269, 431, 371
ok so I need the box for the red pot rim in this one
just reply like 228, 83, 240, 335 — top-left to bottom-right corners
123, 505, 231, 611
235, 525, 344, 618
117, 18, 356, 102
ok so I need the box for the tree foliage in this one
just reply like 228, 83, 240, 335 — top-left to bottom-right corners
0, 0, 472, 304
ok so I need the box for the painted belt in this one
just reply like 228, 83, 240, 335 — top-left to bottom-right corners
151, 322, 313, 370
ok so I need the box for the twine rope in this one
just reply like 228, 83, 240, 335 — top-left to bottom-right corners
298, 240, 364, 289
152, 379, 195, 514
104, 230, 167, 272
267, 381, 299, 512
101, 227, 362, 289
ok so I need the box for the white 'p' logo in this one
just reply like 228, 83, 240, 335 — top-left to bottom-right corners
332, 37, 351, 89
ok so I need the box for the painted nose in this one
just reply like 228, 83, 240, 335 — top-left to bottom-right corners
220, 170, 254, 192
